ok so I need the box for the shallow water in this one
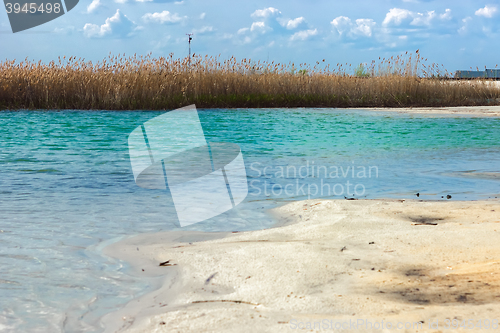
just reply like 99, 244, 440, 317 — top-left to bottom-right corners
0, 108, 499, 332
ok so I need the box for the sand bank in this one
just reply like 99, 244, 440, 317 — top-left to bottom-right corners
103, 199, 500, 332
363, 105, 500, 117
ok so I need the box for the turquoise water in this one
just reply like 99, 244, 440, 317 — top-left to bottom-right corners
0, 109, 499, 332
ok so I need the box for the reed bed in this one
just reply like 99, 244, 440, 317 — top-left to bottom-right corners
1, 51, 499, 110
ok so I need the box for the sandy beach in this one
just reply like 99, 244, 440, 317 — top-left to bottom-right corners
102, 198, 500, 332
364, 105, 500, 117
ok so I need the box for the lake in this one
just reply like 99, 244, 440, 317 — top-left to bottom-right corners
0, 108, 499, 332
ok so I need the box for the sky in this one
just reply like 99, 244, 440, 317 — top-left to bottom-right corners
1, 0, 499, 72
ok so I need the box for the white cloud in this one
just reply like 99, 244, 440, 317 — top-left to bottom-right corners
352, 19, 376, 37
199, 12, 206, 20
285, 17, 305, 29
383, 8, 413, 26
475, 5, 498, 18
247, 7, 288, 35
83, 10, 135, 38
86, 0, 101, 13
236, 7, 315, 45
251, 7, 280, 19
440, 8, 452, 20
54, 26, 75, 34
142, 11, 183, 24
331, 16, 375, 38
193, 26, 214, 34
289, 28, 317, 41
250, 21, 267, 32
114, 0, 127, 3
458, 16, 472, 34
244, 7, 310, 37
331, 8, 453, 47
331, 16, 351, 35
411, 10, 435, 26
250, 7, 309, 34
383, 8, 449, 27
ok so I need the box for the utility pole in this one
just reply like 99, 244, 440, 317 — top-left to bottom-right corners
186, 33, 193, 66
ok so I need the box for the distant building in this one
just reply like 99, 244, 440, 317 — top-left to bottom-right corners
455, 69, 500, 79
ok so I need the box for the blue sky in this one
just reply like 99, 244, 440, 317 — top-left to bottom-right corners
1, 0, 499, 72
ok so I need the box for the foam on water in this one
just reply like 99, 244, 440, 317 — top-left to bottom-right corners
0, 109, 499, 332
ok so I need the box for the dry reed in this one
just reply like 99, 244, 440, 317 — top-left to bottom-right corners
1, 51, 499, 110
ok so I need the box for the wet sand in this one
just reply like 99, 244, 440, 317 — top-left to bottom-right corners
102, 198, 500, 332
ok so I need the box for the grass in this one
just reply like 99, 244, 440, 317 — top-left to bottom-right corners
1, 51, 499, 110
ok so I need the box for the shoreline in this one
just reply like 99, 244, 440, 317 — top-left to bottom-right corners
101, 198, 500, 332
361, 105, 500, 117
2, 105, 500, 116
100, 231, 233, 332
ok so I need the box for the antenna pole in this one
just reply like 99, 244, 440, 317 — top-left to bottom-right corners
186, 33, 193, 66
